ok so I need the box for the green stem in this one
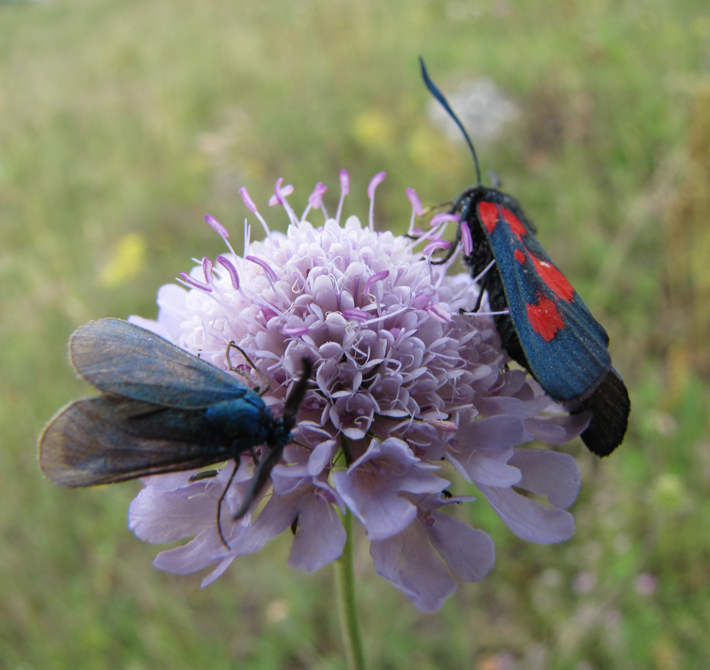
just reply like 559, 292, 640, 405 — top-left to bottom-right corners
335, 508, 366, 670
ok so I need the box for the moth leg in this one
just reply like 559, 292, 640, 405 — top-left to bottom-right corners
430, 219, 463, 266
404, 201, 454, 240
232, 446, 283, 520
472, 273, 487, 313
224, 341, 271, 395
457, 271, 490, 315
216, 460, 240, 549
189, 469, 219, 482
289, 439, 312, 451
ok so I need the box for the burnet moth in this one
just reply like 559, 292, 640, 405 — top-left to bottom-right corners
420, 58, 630, 456
39, 318, 311, 544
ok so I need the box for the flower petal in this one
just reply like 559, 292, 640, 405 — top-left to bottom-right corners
289, 493, 345, 571
479, 484, 575, 544
425, 511, 496, 582
509, 448, 581, 510
129, 484, 216, 544
371, 522, 457, 612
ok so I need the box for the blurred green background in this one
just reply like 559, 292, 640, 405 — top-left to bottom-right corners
2, 0, 709, 668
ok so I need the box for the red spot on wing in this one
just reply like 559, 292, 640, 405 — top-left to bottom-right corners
527, 296, 565, 341
514, 249, 526, 264
479, 202, 528, 242
500, 206, 526, 241
478, 201, 499, 233
529, 253, 575, 302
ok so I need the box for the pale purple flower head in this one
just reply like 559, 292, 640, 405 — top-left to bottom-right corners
128, 172, 587, 611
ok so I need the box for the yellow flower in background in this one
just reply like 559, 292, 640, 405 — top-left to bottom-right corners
352, 111, 393, 149
407, 126, 456, 172
100, 233, 146, 287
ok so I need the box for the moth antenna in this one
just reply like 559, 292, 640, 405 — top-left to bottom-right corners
225, 341, 271, 395
419, 57, 483, 187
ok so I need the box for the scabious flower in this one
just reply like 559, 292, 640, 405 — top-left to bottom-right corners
127, 170, 587, 612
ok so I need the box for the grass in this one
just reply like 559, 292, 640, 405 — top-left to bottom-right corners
2, 0, 709, 667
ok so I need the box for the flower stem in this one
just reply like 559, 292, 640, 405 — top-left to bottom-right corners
335, 508, 366, 670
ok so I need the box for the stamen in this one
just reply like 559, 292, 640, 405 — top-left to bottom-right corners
460, 220, 473, 256
343, 308, 369, 323
406, 225, 450, 254
406, 188, 423, 215
283, 325, 309, 337
430, 213, 459, 227
202, 257, 214, 284
310, 182, 328, 208
243, 221, 252, 256
239, 187, 258, 213
205, 214, 229, 238
269, 178, 294, 206
206, 214, 238, 257
427, 303, 452, 323
269, 178, 299, 226
240, 188, 272, 237
406, 188, 423, 236
304, 182, 328, 221
367, 171, 386, 232
340, 170, 350, 194
178, 271, 213, 292
335, 169, 349, 223
364, 270, 389, 297
424, 418, 459, 433
360, 303, 409, 327
216, 255, 240, 291
428, 241, 465, 290
246, 255, 278, 283
423, 240, 452, 256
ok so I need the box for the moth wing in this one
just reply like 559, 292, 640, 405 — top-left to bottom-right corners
38, 395, 235, 487
576, 368, 630, 456
70, 318, 254, 408
480, 195, 611, 402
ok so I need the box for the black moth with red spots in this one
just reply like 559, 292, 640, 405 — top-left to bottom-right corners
420, 59, 630, 456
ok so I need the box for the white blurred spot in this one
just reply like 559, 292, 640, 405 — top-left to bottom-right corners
427, 78, 519, 146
